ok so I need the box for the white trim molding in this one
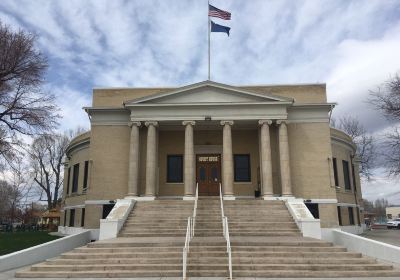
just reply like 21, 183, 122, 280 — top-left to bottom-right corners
99, 199, 136, 240
285, 198, 321, 239
304, 198, 338, 204
62, 204, 85, 210
85, 200, 116, 205
337, 202, 360, 207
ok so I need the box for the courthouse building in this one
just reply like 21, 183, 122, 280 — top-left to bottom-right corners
61, 80, 364, 234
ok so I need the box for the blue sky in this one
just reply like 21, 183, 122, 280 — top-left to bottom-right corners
0, 0, 400, 203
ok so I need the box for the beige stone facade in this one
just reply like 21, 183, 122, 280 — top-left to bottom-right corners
61, 81, 363, 231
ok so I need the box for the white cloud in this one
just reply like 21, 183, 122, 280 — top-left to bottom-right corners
47, 85, 91, 132
1, 0, 400, 202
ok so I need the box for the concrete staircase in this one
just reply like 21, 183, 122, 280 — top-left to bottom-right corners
225, 200, 400, 278
15, 198, 400, 278
187, 197, 228, 277
15, 200, 192, 278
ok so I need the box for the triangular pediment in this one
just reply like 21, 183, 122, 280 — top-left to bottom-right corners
125, 81, 292, 105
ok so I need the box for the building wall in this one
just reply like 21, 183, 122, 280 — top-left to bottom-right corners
158, 130, 185, 196
288, 122, 335, 199
386, 207, 400, 219
88, 125, 130, 200
331, 128, 363, 227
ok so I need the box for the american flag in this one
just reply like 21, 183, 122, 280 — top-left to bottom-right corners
208, 4, 231, 20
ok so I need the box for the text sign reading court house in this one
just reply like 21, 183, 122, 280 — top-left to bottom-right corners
62, 80, 364, 233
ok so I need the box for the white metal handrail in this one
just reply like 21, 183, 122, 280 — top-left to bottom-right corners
183, 183, 198, 279
183, 216, 192, 279
219, 184, 233, 279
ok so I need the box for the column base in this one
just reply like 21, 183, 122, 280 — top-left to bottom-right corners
277, 196, 297, 202
223, 195, 236, 201
182, 196, 195, 201
124, 195, 139, 200
263, 195, 279, 201
134, 196, 156, 201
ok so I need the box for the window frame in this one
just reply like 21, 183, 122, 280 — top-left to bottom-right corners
332, 158, 339, 187
234, 154, 251, 182
166, 155, 183, 183
69, 209, 75, 227
337, 206, 342, 226
342, 160, 351, 190
83, 161, 89, 190
66, 167, 71, 195
351, 164, 357, 191
81, 208, 85, 227
348, 207, 355, 225
72, 163, 79, 193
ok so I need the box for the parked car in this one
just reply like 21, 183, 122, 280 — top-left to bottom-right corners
386, 218, 400, 229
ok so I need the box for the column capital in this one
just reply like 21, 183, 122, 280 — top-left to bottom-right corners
182, 120, 196, 126
276, 120, 288, 125
220, 120, 234, 126
128, 121, 141, 128
145, 121, 158, 127
258, 120, 273, 126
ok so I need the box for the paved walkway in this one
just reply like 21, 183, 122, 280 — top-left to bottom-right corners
361, 229, 400, 247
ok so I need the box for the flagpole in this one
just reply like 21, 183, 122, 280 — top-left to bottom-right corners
208, 0, 211, 80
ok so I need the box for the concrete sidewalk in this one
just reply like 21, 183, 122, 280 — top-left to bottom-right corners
361, 229, 400, 247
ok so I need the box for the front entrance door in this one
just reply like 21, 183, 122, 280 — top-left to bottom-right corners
196, 154, 221, 196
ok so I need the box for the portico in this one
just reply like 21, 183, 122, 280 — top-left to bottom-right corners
122, 81, 298, 199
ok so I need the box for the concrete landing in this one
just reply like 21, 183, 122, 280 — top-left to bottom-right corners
3, 267, 400, 280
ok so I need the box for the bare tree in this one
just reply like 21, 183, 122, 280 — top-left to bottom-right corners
370, 74, 400, 120
28, 133, 69, 210
374, 198, 390, 221
382, 127, 400, 177
0, 22, 58, 167
331, 116, 376, 180
370, 74, 400, 176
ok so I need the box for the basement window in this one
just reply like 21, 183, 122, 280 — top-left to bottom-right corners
348, 207, 355, 225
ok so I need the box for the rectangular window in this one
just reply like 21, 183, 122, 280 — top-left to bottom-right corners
64, 211, 67, 226
234, 154, 251, 182
337, 206, 342, 226
348, 207, 355, 225
102, 204, 115, 219
83, 161, 89, 190
351, 164, 357, 192
81, 208, 85, 227
305, 203, 319, 219
167, 155, 183, 183
66, 167, 71, 195
332, 158, 339, 186
72, 163, 79, 193
69, 209, 75, 227
342, 160, 351, 190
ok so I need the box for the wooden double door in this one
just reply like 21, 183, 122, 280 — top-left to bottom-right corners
196, 154, 221, 196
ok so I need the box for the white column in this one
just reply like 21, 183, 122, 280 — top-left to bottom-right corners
259, 120, 273, 197
145, 121, 158, 197
221, 120, 234, 197
127, 121, 141, 197
183, 121, 196, 197
277, 120, 293, 197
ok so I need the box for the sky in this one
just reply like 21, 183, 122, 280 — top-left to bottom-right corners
0, 0, 399, 204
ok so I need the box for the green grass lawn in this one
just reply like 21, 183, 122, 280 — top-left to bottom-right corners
0, 231, 61, 256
